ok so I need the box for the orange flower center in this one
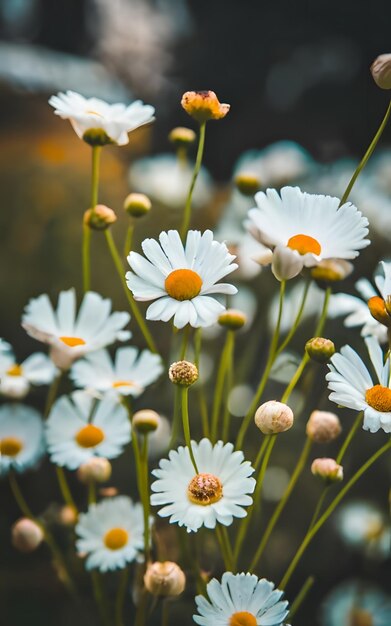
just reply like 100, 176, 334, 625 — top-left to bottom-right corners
165, 269, 203, 301
0, 436, 23, 457
187, 473, 223, 506
6, 364, 23, 376
367, 296, 391, 327
229, 611, 257, 626
60, 336, 86, 348
112, 381, 135, 388
104, 527, 129, 550
75, 424, 105, 448
349, 608, 374, 626
287, 234, 322, 256
365, 385, 391, 412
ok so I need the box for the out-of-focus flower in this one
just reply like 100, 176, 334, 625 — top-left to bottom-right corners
70, 347, 162, 399
262, 466, 291, 502
12, 518, 44, 553
335, 501, 391, 558
123, 193, 152, 218
327, 336, 391, 434
194, 572, 289, 626
228, 385, 253, 417
144, 561, 186, 596
49, 91, 154, 146
46, 392, 131, 470
234, 172, 261, 196
126, 230, 237, 329
311, 259, 354, 284
148, 415, 171, 459
218, 309, 247, 330
321, 580, 391, 626
151, 439, 255, 533
0, 404, 44, 476
181, 91, 230, 123
132, 409, 160, 433
0, 345, 57, 399
77, 458, 112, 484
76, 496, 145, 571
246, 187, 370, 281
306, 410, 342, 443
254, 401, 294, 434
168, 126, 196, 147
22, 289, 131, 370
311, 458, 343, 482
84, 205, 117, 230
371, 53, 391, 90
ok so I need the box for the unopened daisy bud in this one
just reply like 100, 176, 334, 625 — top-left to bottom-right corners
305, 337, 335, 363
311, 457, 343, 482
306, 410, 342, 443
234, 172, 261, 196
370, 53, 391, 90
168, 126, 196, 147
133, 409, 160, 433
11, 518, 44, 553
218, 309, 247, 330
311, 259, 353, 283
124, 192, 152, 218
99, 487, 118, 497
368, 296, 391, 327
254, 400, 294, 435
58, 505, 78, 527
84, 204, 117, 231
181, 90, 230, 123
168, 360, 198, 386
77, 457, 112, 484
144, 561, 186, 597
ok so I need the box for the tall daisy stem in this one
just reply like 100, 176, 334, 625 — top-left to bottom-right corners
179, 121, 206, 240
140, 433, 151, 564
181, 387, 198, 473
83, 145, 101, 293
115, 567, 130, 626
91, 570, 111, 626
211, 330, 235, 442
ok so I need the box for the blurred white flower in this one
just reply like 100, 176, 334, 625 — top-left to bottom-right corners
0, 404, 44, 476
0, 345, 57, 399
148, 415, 171, 460
335, 501, 391, 558
322, 580, 391, 626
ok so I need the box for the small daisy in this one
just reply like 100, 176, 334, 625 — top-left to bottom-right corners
46, 392, 131, 470
0, 404, 45, 476
126, 230, 238, 329
150, 439, 255, 533
326, 336, 391, 433
194, 572, 289, 626
335, 501, 391, 559
75, 496, 145, 571
49, 91, 155, 146
22, 288, 131, 370
322, 580, 391, 626
246, 186, 369, 280
0, 344, 57, 399
70, 347, 163, 398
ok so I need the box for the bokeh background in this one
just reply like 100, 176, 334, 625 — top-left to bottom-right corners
0, 1, 391, 625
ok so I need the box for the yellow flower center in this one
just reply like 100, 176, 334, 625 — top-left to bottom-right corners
367, 296, 391, 327
349, 608, 373, 626
287, 234, 322, 256
229, 612, 257, 626
6, 364, 23, 376
364, 519, 384, 541
112, 381, 135, 389
75, 424, 105, 448
365, 385, 391, 412
165, 269, 203, 301
60, 336, 86, 348
0, 436, 23, 457
187, 473, 223, 506
104, 527, 129, 550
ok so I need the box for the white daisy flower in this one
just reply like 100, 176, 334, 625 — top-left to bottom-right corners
126, 230, 238, 329
0, 339, 12, 354
321, 580, 391, 626
0, 344, 57, 400
75, 496, 144, 571
150, 439, 255, 533
46, 392, 131, 470
246, 186, 370, 280
326, 336, 391, 433
335, 501, 391, 559
0, 404, 45, 476
22, 288, 131, 370
49, 91, 155, 146
70, 347, 163, 398
194, 572, 289, 626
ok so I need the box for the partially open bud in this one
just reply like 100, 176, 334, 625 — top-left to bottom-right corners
218, 309, 247, 330
181, 91, 230, 123
254, 400, 294, 434
169, 360, 198, 386
311, 259, 353, 283
368, 296, 391, 327
124, 193, 152, 218
305, 337, 335, 363
133, 409, 160, 433
371, 54, 391, 90
84, 205, 117, 230
234, 173, 261, 196
12, 518, 44, 552
168, 126, 196, 147
306, 410, 342, 443
77, 457, 112, 484
272, 245, 303, 281
311, 458, 343, 482
144, 561, 186, 597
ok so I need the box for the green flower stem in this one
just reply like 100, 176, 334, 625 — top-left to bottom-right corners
288, 575, 315, 621
194, 328, 211, 438
339, 100, 391, 206
161, 599, 170, 626
211, 330, 235, 442
168, 385, 181, 449
253, 436, 271, 472
180, 324, 190, 360
275, 277, 311, 358
44, 373, 62, 418
222, 340, 234, 441
124, 223, 134, 260
83, 145, 101, 293
180, 121, 206, 240
181, 387, 199, 473
216, 525, 233, 571
140, 433, 151, 564
88, 481, 97, 505
55, 466, 78, 512
279, 438, 391, 591
235, 280, 286, 450
91, 570, 111, 626
104, 229, 158, 354
115, 567, 130, 626
249, 437, 313, 572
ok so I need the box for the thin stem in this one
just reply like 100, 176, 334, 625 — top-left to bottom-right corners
216, 525, 233, 570
180, 121, 206, 240
180, 325, 190, 360
211, 330, 234, 442
115, 568, 130, 626
275, 278, 311, 357
253, 437, 270, 472
288, 575, 315, 621
336, 411, 363, 463
168, 386, 181, 449
124, 223, 134, 260
55, 466, 78, 512
83, 145, 101, 292
141, 434, 151, 564
44, 373, 62, 418
91, 570, 111, 626
104, 229, 158, 354
279, 438, 391, 590
181, 387, 198, 473
194, 328, 210, 438
161, 599, 170, 626
222, 339, 234, 441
